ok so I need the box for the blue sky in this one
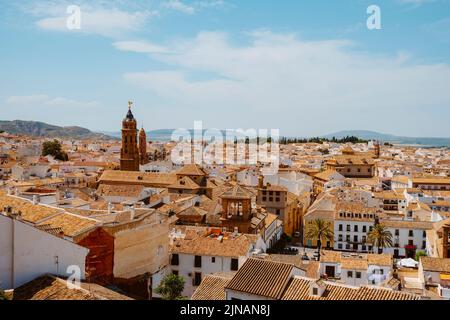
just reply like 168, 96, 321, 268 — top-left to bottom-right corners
1, 0, 450, 137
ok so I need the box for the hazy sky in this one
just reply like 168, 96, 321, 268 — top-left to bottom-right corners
1, 0, 450, 137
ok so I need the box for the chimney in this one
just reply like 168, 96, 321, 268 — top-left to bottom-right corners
309, 279, 326, 298
32, 195, 40, 205
107, 202, 113, 214
130, 205, 136, 220
258, 175, 264, 189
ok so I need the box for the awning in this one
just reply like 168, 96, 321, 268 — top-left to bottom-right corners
440, 274, 450, 281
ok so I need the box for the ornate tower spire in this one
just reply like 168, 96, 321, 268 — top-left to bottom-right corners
139, 126, 148, 165
120, 100, 140, 171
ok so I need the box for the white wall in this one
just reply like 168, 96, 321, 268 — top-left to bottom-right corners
0, 214, 88, 289
172, 253, 247, 297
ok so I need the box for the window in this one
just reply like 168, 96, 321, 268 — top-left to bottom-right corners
362, 245, 366, 251
231, 258, 239, 271
347, 271, 353, 278
395, 229, 399, 236
194, 255, 202, 268
409, 230, 414, 237
423, 231, 426, 238
362, 226, 367, 233
422, 241, 426, 249
172, 270, 178, 276
171, 254, 179, 266
269, 197, 273, 202
347, 225, 351, 232
338, 244, 343, 249
275, 197, 280, 202
408, 240, 414, 246
276, 209, 280, 215
346, 235, 350, 242
362, 236, 366, 243
211, 257, 216, 263
194, 272, 202, 286
338, 235, 343, 241
339, 224, 343, 231
353, 235, 358, 242
354, 225, 358, 232
356, 272, 361, 279
312, 287, 318, 295
357, 169, 361, 173
262, 197, 267, 201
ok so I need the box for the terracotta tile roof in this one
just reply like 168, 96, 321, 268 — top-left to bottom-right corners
176, 164, 207, 176
420, 257, 450, 273
171, 233, 252, 257
191, 273, 234, 300
413, 177, 450, 185
11, 275, 132, 300
321, 250, 392, 268
36, 212, 99, 238
282, 277, 420, 300
97, 184, 144, 197
381, 219, 433, 230
225, 258, 294, 299
0, 194, 62, 223
99, 170, 177, 186
220, 185, 253, 200
168, 176, 200, 190
314, 169, 342, 181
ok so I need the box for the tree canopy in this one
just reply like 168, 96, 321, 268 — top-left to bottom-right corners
155, 274, 186, 300
279, 135, 368, 145
42, 139, 68, 161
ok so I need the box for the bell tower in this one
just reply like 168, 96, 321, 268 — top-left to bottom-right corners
120, 101, 140, 171
139, 126, 148, 165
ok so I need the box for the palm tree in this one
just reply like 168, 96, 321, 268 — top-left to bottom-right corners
367, 223, 393, 254
305, 218, 334, 261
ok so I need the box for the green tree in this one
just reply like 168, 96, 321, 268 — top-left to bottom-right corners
155, 274, 185, 300
415, 250, 427, 261
0, 288, 8, 300
367, 224, 393, 254
42, 139, 68, 161
305, 219, 334, 261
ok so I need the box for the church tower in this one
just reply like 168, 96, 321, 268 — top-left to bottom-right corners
120, 101, 140, 171
139, 126, 148, 165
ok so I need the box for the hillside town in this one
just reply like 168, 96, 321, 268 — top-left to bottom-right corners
0, 104, 449, 301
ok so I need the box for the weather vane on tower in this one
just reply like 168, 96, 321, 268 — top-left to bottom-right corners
128, 100, 133, 109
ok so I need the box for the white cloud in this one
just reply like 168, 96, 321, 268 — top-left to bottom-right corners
37, 8, 156, 38
162, 0, 195, 15
24, 1, 158, 38
397, 0, 436, 7
113, 41, 172, 54
120, 31, 450, 136
6, 94, 99, 108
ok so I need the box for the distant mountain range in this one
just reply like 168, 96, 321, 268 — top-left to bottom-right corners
2, 122, 449, 147
323, 130, 450, 148
103, 128, 450, 147
0, 120, 113, 140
